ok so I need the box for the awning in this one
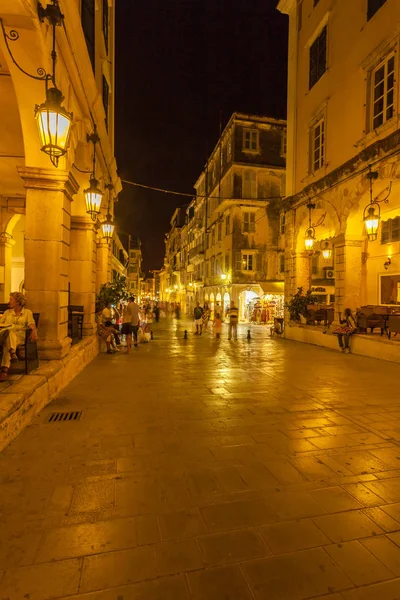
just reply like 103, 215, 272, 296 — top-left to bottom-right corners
260, 281, 284, 294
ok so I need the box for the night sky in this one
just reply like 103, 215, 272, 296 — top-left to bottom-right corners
115, 0, 288, 272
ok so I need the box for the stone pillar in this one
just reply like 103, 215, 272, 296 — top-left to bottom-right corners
69, 217, 97, 336
335, 236, 363, 319
96, 240, 111, 292
288, 251, 311, 296
0, 237, 15, 302
18, 167, 79, 359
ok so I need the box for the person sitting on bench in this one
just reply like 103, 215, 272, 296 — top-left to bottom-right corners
0, 292, 37, 381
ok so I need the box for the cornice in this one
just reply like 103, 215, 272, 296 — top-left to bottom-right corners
277, 0, 296, 16
17, 167, 80, 200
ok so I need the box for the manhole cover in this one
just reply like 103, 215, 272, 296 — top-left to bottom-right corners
47, 411, 82, 423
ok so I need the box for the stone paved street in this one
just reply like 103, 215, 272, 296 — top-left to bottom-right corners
2, 320, 400, 599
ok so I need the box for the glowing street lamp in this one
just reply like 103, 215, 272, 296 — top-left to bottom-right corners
85, 129, 103, 220
320, 240, 333, 262
101, 184, 115, 241
304, 203, 316, 255
363, 205, 380, 242
35, 87, 73, 167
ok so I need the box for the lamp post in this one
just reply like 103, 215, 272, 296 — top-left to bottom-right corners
363, 167, 392, 242
84, 129, 103, 220
101, 184, 115, 242
304, 203, 316, 255
1, 0, 73, 167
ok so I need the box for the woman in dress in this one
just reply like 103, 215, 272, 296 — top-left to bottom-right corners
202, 301, 211, 331
0, 292, 37, 380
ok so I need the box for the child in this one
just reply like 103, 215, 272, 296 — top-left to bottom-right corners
214, 313, 222, 339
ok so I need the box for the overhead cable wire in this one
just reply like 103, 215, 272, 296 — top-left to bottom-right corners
121, 178, 284, 202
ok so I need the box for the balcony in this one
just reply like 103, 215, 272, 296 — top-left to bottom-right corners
189, 244, 205, 265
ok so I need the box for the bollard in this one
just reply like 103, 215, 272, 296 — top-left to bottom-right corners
151, 331, 154, 340
247, 329, 251, 341
184, 330, 188, 339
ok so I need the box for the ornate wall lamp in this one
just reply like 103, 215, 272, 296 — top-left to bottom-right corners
304, 203, 316, 254
101, 183, 115, 242
0, 0, 73, 166
363, 167, 392, 242
84, 128, 103, 220
320, 239, 333, 262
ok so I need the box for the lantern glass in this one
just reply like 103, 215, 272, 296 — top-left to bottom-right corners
35, 88, 73, 166
84, 178, 103, 220
364, 207, 380, 241
101, 216, 115, 240
322, 247, 332, 261
304, 228, 315, 253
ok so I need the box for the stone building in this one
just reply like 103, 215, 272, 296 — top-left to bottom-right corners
182, 113, 287, 321
127, 238, 142, 298
0, 0, 123, 361
160, 207, 186, 305
278, 0, 400, 333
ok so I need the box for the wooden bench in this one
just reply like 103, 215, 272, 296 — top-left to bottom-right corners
387, 315, 400, 340
306, 305, 334, 327
0, 309, 40, 374
357, 306, 387, 335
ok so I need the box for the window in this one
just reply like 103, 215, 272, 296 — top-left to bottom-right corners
380, 273, 400, 305
211, 228, 215, 246
243, 212, 256, 233
371, 54, 395, 130
243, 129, 259, 152
281, 131, 287, 157
243, 171, 257, 199
242, 254, 254, 271
225, 252, 230, 271
367, 0, 387, 21
381, 217, 400, 244
81, 0, 95, 69
218, 222, 222, 242
309, 26, 327, 89
225, 215, 230, 236
102, 76, 109, 130
102, 0, 109, 53
311, 118, 325, 172
279, 254, 285, 273
280, 213, 286, 235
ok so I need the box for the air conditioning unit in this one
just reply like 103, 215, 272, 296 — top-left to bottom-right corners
326, 270, 335, 280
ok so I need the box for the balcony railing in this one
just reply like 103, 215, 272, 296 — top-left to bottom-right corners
189, 244, 205, 262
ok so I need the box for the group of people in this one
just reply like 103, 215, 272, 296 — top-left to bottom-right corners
98, 297, 158, 354
193, 300, 239, 340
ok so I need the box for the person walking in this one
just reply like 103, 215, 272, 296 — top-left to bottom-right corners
121, 297, 134, 353
226, 300, 239, 340
130, 296, 141, 348
202, 301, 211, 331
213, 313, 222, 340
334, 308, 358, 353
101, 302, 120, 351
193, 302, 204, 335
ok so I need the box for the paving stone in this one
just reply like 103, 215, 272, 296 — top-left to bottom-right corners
63, 575, 190, 599
263, 490, 328, 520
342, 482, 386, 507
365, 478, 400, 503
158, 508, 207, 541
313, 510, 384, 542
198, 528, 269, 566
341, 578, 400, 599
362, 535, 400, 576
258, 518, 330, 554
137, 513, 160, 545
242, 547, 353, 599
0, 558, 82, 600
325, 540, 393, 585
363, 507, 400, 532
69, 480, 114, 513
37, 516, 138, 562
80, 545, 156, 593
200, 498, 277, 532
310, 486, 364, 513
155, 538, 203, 576
187, 565, 253, 600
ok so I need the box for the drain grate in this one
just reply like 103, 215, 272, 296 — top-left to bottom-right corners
47, 411, 82, 423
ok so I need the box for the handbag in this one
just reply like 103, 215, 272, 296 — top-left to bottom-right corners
333, 324, 356, 335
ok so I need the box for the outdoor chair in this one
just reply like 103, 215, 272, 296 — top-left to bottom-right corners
0, 312, 40, 374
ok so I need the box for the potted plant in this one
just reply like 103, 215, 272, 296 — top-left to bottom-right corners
96, 274, 129, 314
285, 287, 318, 323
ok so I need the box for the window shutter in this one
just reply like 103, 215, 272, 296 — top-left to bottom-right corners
243, 212, 249, 232
235, 252, 242, 271
250, 212, 256, 232
256, 253, 262, 272
250, 172, 257, 199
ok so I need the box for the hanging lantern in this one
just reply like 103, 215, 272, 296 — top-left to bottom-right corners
84, 177, 103, 221
35, 88, 73, 167
101, 213, 115, 241
304, 227, 315, 254
321, 240, 333, 262
363, 205, 380, 242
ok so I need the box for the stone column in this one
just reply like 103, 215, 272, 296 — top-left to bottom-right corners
335, 236, 363, 319
287, 251, 311, 296
69, 217, 97, 336
18, 167, 79, 359
0, 237, 15, 302
96, 240, 111, 292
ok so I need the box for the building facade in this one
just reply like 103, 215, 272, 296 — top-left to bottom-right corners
182, 113, 287, 321
278, 0, 400, 319
0, 0, 122, 357
127, 238, 142, 298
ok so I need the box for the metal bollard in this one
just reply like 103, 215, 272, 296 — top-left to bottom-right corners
247, 329, 251, 341
184, 330, 188, 339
